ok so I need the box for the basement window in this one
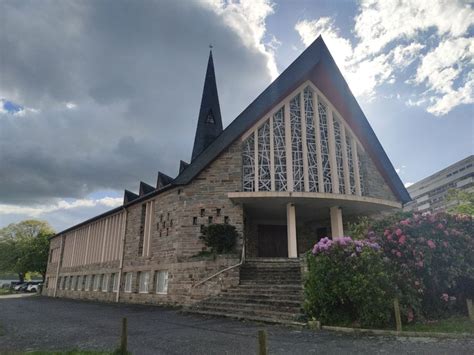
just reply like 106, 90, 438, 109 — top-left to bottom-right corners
156, 271, 169, 294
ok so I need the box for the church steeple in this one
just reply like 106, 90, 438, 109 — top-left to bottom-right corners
191, 49, 223, 161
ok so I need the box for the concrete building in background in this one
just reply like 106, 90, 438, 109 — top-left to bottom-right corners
43, 36, 409, 323
404, 155, 474, 213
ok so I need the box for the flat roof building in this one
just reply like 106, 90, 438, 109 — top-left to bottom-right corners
44, 37, 409, 322
404, 155, 474, 213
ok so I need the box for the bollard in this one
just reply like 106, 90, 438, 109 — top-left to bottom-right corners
393, 298, 402, 332
258, 329, 267, 355
120, 317, 128, 354
467, 299, 473, 321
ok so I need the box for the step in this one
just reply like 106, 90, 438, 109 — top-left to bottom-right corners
200, 297, 302, 309
217, 293, 303, 302
184, 309, 306, 326
198, 302, 301, 314
190, 304, 301, 321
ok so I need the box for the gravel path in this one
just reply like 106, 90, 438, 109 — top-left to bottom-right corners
0, 296, 473, 354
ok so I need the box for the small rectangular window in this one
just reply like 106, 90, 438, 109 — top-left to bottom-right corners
200, 209, 205, 217
166, 228, 169, 236
193, 217, 197, 225
200, 224, 205, 232
124, 272, 133, 293
102, 274, 109, 292
139, 271, 150, 293
216, 208, 221, 216
94, 274, 101, 291
156, 271, 168, 294
170, 219, 173, 227
113, 273, 119, 292
224, 216, 229, 224
77, 275, 83, 291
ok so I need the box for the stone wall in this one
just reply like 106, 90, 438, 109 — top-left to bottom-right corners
359, 150, 397, 202
44, 140, 244, 305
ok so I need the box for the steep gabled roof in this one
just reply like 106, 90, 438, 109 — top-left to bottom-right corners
179, 160, 189, 173
156, 171, 174, 190
123, 189, 139, 204
139, 181, 155, 196
175, 36, 410, 203
191, 50, 223, 161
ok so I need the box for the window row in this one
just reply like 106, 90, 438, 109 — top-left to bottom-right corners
242, 84, 364, 196
58, 270, 168, 294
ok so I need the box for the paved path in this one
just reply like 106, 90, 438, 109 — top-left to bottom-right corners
0, 292, 36, 299
0, 296, 473, 354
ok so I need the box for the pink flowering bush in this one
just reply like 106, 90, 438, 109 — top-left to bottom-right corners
305, 236, 395, 327
370, 212, 474, 319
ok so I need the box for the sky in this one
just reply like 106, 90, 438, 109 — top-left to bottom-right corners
0, 0, 473, 232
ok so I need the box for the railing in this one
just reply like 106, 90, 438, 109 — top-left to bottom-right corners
192, 242, 245, 288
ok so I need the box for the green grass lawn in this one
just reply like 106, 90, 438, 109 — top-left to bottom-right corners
403, 316, 474, 334
0, 288, 13, 296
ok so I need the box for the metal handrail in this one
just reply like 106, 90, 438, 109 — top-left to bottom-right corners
192, 241, 245, 288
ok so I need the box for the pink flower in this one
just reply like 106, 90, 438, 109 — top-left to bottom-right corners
443, 241, 448, 247
441, 293, 449, 302
395, 228, 403, 237
437, 223, 444, 230
400, 219, 410, 226
427, 240, 436, 249
416, 260, 424, 268
384, 229, 390, 237
407, 308, 414, 323
399, 235, 406, 245
387, 234, 393, 241
396, 251, 402, 257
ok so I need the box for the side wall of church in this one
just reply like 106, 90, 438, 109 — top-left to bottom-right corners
43, 139, 244, 305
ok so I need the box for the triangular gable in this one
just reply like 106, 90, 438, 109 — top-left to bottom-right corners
174, 36, 410, 203
123, 189, 139, 204
139, 181, 155, 196
179, 160, 189, 173
156, 172, 174, 190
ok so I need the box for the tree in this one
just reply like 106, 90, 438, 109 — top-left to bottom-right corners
446, 189, 474, 216
0, 220, 55, 282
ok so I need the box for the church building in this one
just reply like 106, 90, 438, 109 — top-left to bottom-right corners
44, 36, 410, 323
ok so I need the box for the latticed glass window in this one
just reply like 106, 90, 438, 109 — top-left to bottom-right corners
304, 87, 319, 192
156, 271, 168, 294
358, 150, 365, 195
242, 134, 255, 191
139, 271, 150, 293
258, 119, 271, 191
273, 107, 287, 191
346, 134, 356, 194
290, 94, 304, 192
124, 272, 133, 293
333, 117, 345, 193
318, 101, 332, 193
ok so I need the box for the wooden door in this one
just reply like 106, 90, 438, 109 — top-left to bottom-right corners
257, 225, 288, 257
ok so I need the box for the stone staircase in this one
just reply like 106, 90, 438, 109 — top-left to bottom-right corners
186, 258, 305, 325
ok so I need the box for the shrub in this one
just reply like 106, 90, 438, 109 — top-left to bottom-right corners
200, 224, 238, 254
370, 212, 474, 319
304, 236, 395, 327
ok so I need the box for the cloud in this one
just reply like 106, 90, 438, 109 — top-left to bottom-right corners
0, 0, 276, 205
294, 0, 473, 115
0, 197, 122, 217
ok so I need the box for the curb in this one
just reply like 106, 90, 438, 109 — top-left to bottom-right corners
320, 325, 474, 339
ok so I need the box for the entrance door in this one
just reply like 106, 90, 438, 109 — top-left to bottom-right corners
257, 225, 288, 257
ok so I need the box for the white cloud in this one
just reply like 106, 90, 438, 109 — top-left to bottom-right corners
0, 197, 122, 217
295, 0, 474, 115
201, 0, 279, 79
66, 102, 77, 109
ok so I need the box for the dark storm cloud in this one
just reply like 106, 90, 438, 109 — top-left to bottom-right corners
0, 0, 273, 204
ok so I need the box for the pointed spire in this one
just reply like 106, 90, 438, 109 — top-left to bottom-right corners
179, 160, 189, 173
191, 49, 223, 161
156, 172, 174, 190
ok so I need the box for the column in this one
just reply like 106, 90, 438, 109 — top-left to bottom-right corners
286, 203, 298, 258
330, 206, 344, 237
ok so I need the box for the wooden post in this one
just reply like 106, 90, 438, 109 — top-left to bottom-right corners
258, 329, 267, 355
393, 298, 402, 332
120, 317, 128, 354
467, 299, 473, 321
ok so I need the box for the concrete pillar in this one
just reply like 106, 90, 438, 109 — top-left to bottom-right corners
286, 203, 298, 258
330, 206, 344, 237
